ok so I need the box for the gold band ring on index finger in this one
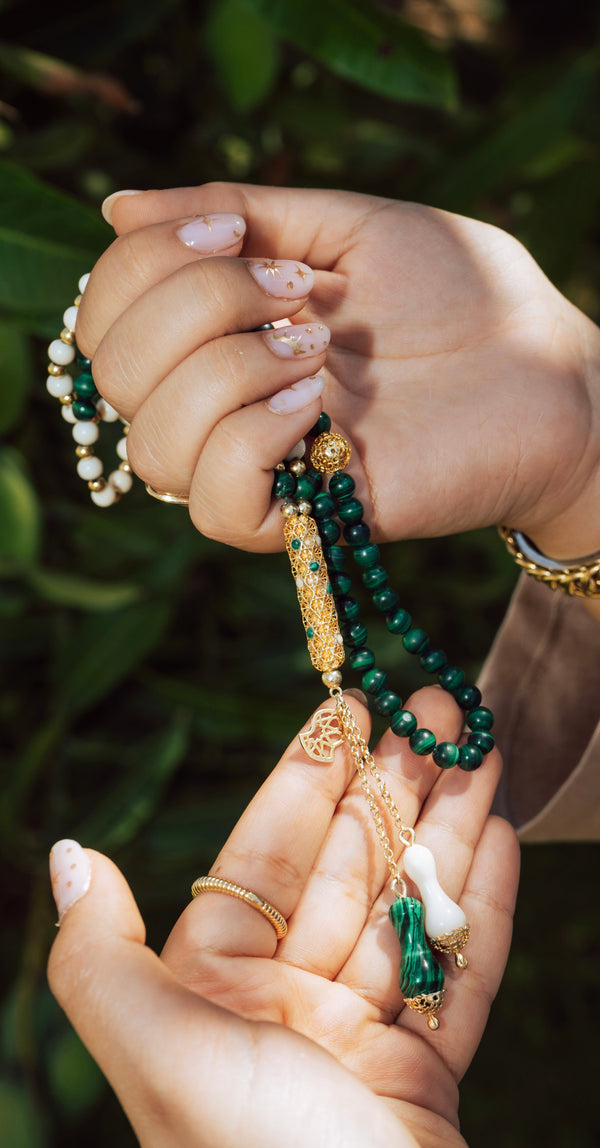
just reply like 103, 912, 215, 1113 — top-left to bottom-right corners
191, 876, 288, 940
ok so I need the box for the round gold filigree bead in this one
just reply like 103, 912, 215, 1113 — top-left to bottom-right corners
310, 432, 352, 474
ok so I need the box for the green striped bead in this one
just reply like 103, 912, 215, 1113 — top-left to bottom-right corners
313, 492, 336, 519
420, 648, 447, 674
308, 412, 331, 436
72, 399, 96, 420
73, 373, 97, 398
272, 471, 296, 499
468, 731, 495, 755
389, 897, 445, 999
402, 627, 429, 654
296, 473, 320, 500
467, 706, 494, 731
329, 571, 352, 595
329, 472, 355, 501
323, 546, 345, 570
362, 668, 387, 696
459, 744, 483, 771
353, 544, 380, 568
374, 690, 401, 716
337, 497, 364, 525
338, 596, 361, 621
361, 565, 388, 590
390, 709, 417, 738
343, 522, 370, 546
372, 587, 399, 613
319, 518, 341, 544
454, 685, 482, 711
350, 647, 375, 672
432, 742, 460, 769
342, 620, 368, 647
386, 608, 411, 635
438, 666, 465, 692
409, 728, 436, 756
76, 354, 92, 369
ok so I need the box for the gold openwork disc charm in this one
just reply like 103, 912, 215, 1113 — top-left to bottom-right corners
310, 432, 352, 474
300, 707, 346, 763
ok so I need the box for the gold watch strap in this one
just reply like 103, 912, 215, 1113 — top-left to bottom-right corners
499, 526, 600, 598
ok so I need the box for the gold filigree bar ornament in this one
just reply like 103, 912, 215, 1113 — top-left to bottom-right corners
283, 512, 345, 676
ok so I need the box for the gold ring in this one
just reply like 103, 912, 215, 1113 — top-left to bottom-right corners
191, 876, 288, 940
145, 484, 190, 506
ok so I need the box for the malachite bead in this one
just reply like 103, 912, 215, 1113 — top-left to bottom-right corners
432, 742, 460, 769
338, 596, 361, 621
362, 667, 387, 696
402, 627, 429, 654
438, 665, 465, 692
389, 897, 445, 998
420, 648, 447, 674
337, 497, 364, 525
372, 587, 399, 613
467, 706, 494, 731
308, 411, 331, 436
385, 607, 412, 635
361, 565, 388, 590
343, 522, 370, 546
329, 472, 355, 501
296, 473, 321, 500
313, 492, 336, 519
352, 543, 380, 568
350, 646, 376, 672
76, 353, 92, 368
468, 731, 495, 755
72, 399, 96, 420
409, 728, 437, 756
374, 689, 401, 716
320, 518, 341, 544
73, 374, 97, 398
272, 471, 296, 499
459, 744, 483, 771
329, 571, 352, 595
323, 545, 346, 571
453, 685, 482, 711
342, 620, 368, 647
390, 709, 417, 738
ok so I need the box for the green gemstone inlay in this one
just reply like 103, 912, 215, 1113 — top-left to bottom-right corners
389, 897, 445, 999
309, 561, 319, 571
307, 627, 314, 638
291, 539, 301, 551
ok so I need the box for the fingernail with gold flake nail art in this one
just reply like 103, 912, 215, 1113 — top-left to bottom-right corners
267, 374, 324, 414
263, 322, 330, 359
49, 839, 92, 923
176, 213, 246, 253
247, 259, 314, 299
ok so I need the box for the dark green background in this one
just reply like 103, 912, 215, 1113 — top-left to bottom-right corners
0, 1, 598, 1144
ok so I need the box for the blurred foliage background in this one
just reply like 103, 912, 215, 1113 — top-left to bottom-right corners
0, 0, 598, 1144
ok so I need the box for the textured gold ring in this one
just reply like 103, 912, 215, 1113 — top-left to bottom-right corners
145, 484, 190, 506
500, 526, 600, 598
191, 876, 288, 940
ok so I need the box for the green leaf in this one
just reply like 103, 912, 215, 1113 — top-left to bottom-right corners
244, 0, 456, 108
0, 447, 41, 565
0, 1080, 46, 1148
205, 0, 280, 113
73, 713, 192, 851
27, 567, 141, 611
0, 322, 32, 434
0, 161, 107, 315
54, 598, 172, 713
46, 1026, 105, 1118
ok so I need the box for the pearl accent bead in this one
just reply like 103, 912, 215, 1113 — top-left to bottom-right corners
48, 339, 75, 366
97, 398, 120, 422
78, 273, 91, 293
63, 306, 79, 332
61, 403, 78, 423
109, 468, 133, 493
116, 436, 128, 461
77, 456, 103, 480
47, 373, 73, 398
72, 420, 99, 445
286, 438, 306, 461
91, 483, 117, 507
403, 844, 468, 939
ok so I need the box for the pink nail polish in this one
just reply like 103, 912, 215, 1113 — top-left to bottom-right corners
263, 323, 330, 359
247, 259, 314, 299
177, 213, 246, 253
49, 839, 92, 923
267, 374, 324, 414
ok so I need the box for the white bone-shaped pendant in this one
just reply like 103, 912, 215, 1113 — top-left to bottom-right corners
403, 843, 470, 968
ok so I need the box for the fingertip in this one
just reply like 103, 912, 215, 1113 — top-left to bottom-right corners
101, 189, 145, 226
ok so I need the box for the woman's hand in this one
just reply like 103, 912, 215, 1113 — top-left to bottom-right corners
75, 182, 600, 559
48, 689, 519, 1148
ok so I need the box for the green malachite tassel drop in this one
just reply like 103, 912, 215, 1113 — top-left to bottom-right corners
389, 896, 446, 1029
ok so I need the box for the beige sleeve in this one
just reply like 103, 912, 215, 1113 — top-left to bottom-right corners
478, 575, 600, 841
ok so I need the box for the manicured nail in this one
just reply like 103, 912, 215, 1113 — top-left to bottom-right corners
177, 213, 246, 253
267, 374, 324, 414
263, 322, 330, 359
247, 259, 314, 299
49, 839, 92, 923
101, 189, 143, 225
344, 688, 369, 706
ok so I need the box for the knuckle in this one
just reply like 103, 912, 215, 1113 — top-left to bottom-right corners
126, 416, 172, 488
91, 338, 137, 412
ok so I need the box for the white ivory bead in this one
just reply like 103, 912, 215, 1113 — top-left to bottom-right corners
72, 420, 99, 445
91, 484, 117, 507
48, 339, 75, 366
63, 305, 79, 332
403, 844, 467, 939
96, 398, 120, 422
77, 456, 103, 480
78, 272, 91, 293
61, 403, 77, 423
109, 468, 133, 493
286, 438, 306, 461
47, 373, 73, 398
116, 436, 128, 461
